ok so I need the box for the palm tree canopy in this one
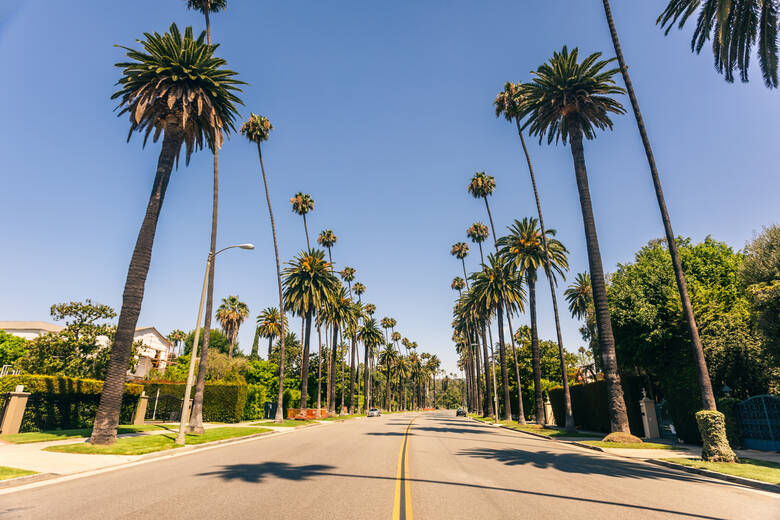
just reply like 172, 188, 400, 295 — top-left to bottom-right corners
240, 113, 272, 143
497, 217, 569, 284
467, 171, 496, 199
520, 46, 626, 145
216, 295, 249, 335
167, 329, 186, 343
450, 242, 470, 260
470, 253, 527, 316
113, 23, 244, 162
379, 344, 398, 366
363, 303, 376, 316
256, 307, 287, 339
657, 0, 779, 88
494, 81, 525, 121
391, 331, 402, 342
321, 286, 355, 329
451, 276, 466, 291
358, 318, 385, 349
282, 248, 338, 317
186, 0, 227, 13
290, 192, 315, 216
340, 266, 356, 283
466, 222, 490, 245
564, 272, 592, 320
352, 282, 366, 296
513, 325, 532, 347
317, 229, 338, 248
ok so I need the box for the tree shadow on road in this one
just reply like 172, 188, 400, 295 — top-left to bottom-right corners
198, 462, 335, 483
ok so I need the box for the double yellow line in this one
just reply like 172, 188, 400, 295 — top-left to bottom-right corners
392, 416, 416, 520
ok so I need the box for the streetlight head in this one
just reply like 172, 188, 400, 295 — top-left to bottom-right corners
239, 243, 255, 250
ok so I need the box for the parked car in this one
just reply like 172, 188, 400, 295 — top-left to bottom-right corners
367, 408, 381, 417
456, 408, 466, 417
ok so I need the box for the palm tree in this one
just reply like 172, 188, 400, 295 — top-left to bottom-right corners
363, 303, 376, 316
470, 254, 526, 420
466, 222, 490, 263
358, 318, 384, 412
467, 172, 498, 239
520, 46, 630, 433
352, 282, 366, 303
283, 249, 338, 411
185, 0, 228, 439
458, 287, 493, 418
317, 229, 338, 266
380, 317, 394, 343
396, 355, 410, 410
605, 0, 733, 459
242, 113, 286, 423
498, 218, 569, 426
495, 81, 575, 430
322, 286, 354, 414
215, 296, 249, 359
657, 0, 778, 88
345, 300, 364, 414
451, 276, 466, 295
564, 273, 592, 320
379, 343, 398, 410
340, 266, 356, 296
290, 193, 315, 249
256, 307, 286, 359
450, 242, 471, 288
90, 24, 242, 444
427, 355, 441, 407
166, 329, 186, 356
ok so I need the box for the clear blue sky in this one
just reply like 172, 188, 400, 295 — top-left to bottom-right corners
1, 1, 777, 375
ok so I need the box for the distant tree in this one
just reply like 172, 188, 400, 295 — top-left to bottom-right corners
184, 329, 230, 356
216, 296, 249, 359
290, 193, 315, 249
0, 331, 28, 367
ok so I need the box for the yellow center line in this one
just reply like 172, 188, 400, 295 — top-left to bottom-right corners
392, 416, 417, 520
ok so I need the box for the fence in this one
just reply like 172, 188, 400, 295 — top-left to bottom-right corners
736, 395, 780, 451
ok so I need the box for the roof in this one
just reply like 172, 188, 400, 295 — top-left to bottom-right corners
134, 327, 172, 348
0, 321, 65, 333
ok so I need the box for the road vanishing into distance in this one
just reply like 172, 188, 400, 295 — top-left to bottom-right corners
2, 412, 777, 519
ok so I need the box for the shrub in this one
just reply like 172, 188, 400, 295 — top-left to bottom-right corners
143, 381, 248, 423
716, 397, 742, 448
0, 375, 142, 432
243, 383, 268, 420
602, 431, 642, 443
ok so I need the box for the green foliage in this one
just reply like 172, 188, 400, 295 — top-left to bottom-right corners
549, 377, 645, 435
0, 330, 29, 367
184, 329, 230, 356
716, 397, 743, 448
435, 375, 464, 409
695, 410, 737, 462
0, 375, 142, 432
143, 381, 247, 423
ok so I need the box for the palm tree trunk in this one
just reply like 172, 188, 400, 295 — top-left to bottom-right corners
228, 329, 236, 359
349, 334, 357, 413
527, 274, 546, 424
514, 118, 574, 431
256, 142, 287, 424
461, 258, 470, 289
601, 0, 716, 412
568, 123, 630, 433
299, 313, 313, 411
480, 326, 494, 417
505, 312, 526, 424
302, 213, 311, 250
317, 325, 322, 412
384, 363, 391, 410
472, 333, 484, 415
328, 324, 338, 414
497, 303, 512, 421
363, 343, 371, 412
251, 327, 260, 359
90, 127, 183, 445
267, 336, 273, 360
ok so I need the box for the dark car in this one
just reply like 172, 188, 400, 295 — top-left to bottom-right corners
456, 408, 467, 417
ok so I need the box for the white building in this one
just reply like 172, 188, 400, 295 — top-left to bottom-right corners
0, 321, 172, 380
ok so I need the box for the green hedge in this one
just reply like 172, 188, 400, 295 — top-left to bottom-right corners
143, 381, 247, 423
549, 376, 645, 435
716, 396, 742, 448
0, 375, 143, 432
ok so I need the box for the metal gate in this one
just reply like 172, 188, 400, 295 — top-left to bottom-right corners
655, 400, 678, 441
736, 395, 780, 451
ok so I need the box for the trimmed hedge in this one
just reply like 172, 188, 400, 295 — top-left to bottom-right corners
549, 376, 645, 436
696, 410, 737, 462
143, 381, 247, 423
0, 375, 143, 432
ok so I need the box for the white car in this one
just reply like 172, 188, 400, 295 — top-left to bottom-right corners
367, 408, 381, 417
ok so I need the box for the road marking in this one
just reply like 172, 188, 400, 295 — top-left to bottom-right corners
393, 416, 416, 520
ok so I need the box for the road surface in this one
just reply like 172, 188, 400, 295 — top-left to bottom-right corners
2, 412, 777, 519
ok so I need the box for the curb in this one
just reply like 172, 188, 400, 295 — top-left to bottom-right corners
0, 472, 57, 489
645, 458, 780, 494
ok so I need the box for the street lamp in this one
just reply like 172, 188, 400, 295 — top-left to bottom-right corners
175, 243, 255, 445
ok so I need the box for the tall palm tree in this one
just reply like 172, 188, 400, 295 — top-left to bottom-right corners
358, 317, 384, 412
363, 303, 376, 316
340, 266, 356, 296
317, 229, 338, 266
352, 282, 366, 303
467, 172, 498, 239
185, 0, 228, 439
283, 249, 338, 411
215, 295, 249, 359
256, 307, 286, 359
290, 193, 315, 249
451, 276, 466, 295
346, 300, 364, 414
520, 46, 630, 433
322, 286, 354, 414
396, 355, 410, 410
459, 287, 493, 418
242, 113, 286, 423
450, 242, 471, 288
470, 254, 526, 420
380, 317, 394, 343
657, 0, 779, 88
605, 0, 733, 459
379, 343, 398, 410
466, 222, 490, 263
166, 329, 186, 356
498, 218, 569, 426
90, 24, 242, 444
427, 355, 441, 407
564, 273, 592, 320
495, 81, 575, 430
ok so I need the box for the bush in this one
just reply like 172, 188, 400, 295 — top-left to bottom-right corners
0, 375, 142, 432
602, 431, 642, 443
549, 376, 644, 435
696, 410, 737, 462
143, 381, 248, 423
243, 383, 268, 420
716, 397, 742, 448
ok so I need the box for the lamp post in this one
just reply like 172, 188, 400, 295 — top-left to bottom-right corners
175, 243, 255, 445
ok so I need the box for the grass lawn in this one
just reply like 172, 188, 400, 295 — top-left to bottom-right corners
663, 457, 780, 484
44, 427, 269, 455
0, 424, 175, 444
584, 440, 682, 449
0, 466, 38, 481
320, 413, 366, 421
499, 422, 599, 438
251, 420, 317, 427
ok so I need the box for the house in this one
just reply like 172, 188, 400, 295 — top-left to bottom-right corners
0, 321, 172, 380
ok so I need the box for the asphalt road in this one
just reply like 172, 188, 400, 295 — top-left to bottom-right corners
2, 412, 777, 519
